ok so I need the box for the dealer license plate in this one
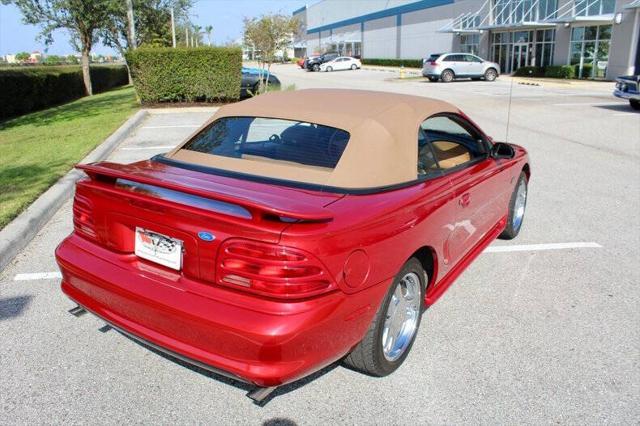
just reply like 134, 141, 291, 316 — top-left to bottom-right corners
134, 227, 183, 270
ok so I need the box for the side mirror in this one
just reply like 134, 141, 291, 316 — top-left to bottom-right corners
491, 142, 515, 159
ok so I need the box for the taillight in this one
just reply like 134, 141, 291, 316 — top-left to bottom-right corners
72, 193, 97, 239
216, 239, 336, 299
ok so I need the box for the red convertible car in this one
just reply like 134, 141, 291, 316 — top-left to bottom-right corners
56, 90, 529, 404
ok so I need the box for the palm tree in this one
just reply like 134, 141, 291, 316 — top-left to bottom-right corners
193, 25, 202, 47
205, 25, 213, 46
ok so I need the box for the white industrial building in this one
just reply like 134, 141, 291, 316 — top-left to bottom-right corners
293, 0, 640, 79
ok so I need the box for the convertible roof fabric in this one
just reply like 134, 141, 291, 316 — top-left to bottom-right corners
167, 89, 459, 189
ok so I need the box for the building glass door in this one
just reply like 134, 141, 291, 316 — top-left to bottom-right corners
512, 44, 529, 71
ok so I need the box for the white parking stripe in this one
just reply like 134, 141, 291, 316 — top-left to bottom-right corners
552, 102, 625, 107
11, 242, 602, 281
484, 242, 602, 253
141, 125, 200, 129
120, 146, 175, 150
14, 272, 62, 281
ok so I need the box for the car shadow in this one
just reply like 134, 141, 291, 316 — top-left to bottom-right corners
113, 327, 340, 405
594, 104, 638, 113
0, 295, 32, 321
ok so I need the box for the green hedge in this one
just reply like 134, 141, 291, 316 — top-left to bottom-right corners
513, 66, 546, 77
126, 47, 242, 103
0, 65, 128, 120
544, 65, 575, 79
512, 65, 576, 79
361, 58, 423, 68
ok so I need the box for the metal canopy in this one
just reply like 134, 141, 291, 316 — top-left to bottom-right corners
440, 0, 617, 33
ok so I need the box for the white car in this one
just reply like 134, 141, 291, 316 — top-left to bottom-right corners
319, 56, 361, 72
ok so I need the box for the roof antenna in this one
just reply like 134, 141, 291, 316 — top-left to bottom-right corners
505, 74, 515, 143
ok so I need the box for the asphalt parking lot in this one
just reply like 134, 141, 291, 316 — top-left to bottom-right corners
1, 65, 638, 424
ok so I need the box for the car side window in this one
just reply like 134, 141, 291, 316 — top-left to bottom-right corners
418, 128, 440, 176
420, 115, 487, 170
442, 55, 455, 62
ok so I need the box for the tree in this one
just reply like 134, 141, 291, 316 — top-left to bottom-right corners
193, 25, 202, 47
66, 54, 79, 64
6, 0, 113, 95
100, 0, 192, 82
244, 14, 299, 93
204, 25, 213, 46
15, 51, 30, 62
43, 54, 64, 64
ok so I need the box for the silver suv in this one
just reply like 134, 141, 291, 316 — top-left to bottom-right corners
422, 53, 500, 82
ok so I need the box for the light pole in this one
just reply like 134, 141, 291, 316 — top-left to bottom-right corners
170, 8, 176, 48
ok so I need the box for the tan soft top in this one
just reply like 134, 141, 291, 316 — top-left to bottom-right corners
167, 89, 459, 189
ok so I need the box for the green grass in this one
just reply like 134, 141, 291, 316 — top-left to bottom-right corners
0, 86, 139, 229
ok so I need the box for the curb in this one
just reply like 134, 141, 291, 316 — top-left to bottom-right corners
0, 109, 148, 273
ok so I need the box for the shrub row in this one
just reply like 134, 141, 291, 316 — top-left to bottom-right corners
361, 58, 423, 68
512, 65, 576, 79
0, 65, 128, 120
126, 47, 242, 103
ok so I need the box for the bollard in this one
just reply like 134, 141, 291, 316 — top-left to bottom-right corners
400, 65, 405, 79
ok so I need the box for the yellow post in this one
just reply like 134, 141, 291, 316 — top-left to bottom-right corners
400, 65, 405, 79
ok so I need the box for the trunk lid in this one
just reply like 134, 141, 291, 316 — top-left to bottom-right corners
74, 160, 341, 283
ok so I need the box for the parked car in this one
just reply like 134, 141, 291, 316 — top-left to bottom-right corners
56, 89, 529, 404
240, 67, 280, 98
613, 75, 640, 110
306, 52, 339, 71
319, 56, 361, 72
422, 53, 500, 82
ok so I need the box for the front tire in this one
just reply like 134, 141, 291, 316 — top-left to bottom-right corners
312, 64, 320, 72
441, 69, 454, 83
326, 66, 333, 72
343, 258, 426, 376
484, 68, 498, 82
351, 64, 357, 70
630, 99, 640, 110
499, 171, 528, 240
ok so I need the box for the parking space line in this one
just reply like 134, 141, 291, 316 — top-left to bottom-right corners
484, 242, 602, 253
141, 125, 200, 129
552, 102, 625, 107
14, 272, 62, 281
11, 242, 601, 281
120, 146, 175, 150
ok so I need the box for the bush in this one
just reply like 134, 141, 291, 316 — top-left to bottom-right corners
361, 58, 423, 68
0, 65, 128, 120
126, 46, 242, 103
513, 66, 546, 77
573, 64, 593, 79
544, 65, 575, 79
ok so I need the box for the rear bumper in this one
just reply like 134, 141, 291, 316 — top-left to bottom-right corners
56, 233, 387, 387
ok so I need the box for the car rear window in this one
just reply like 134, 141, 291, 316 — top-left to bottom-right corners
182, 117, 351, 169
428, 54, 441, 61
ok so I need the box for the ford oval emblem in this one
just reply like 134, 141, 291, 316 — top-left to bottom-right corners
198, 231, 215, 242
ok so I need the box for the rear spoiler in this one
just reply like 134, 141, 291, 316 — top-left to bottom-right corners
76, 163, 334, 223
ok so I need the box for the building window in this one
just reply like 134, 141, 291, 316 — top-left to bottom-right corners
569, 25, 611, 78
533, 29, 555, 67
493, 0, 558, 24
460, 34, 480, 54
573, 0, 615, 17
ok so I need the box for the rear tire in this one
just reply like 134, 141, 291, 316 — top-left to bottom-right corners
499, 172, 528, 240
343, 258, 426, 376
441, 69, 454, 83
484, 68, 498, 82
313, 64, 320, 72
630, 99, 640, 110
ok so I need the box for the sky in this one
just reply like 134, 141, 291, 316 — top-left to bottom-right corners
0, 0, 309, 56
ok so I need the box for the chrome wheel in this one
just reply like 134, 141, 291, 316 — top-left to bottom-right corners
513, 178, 527, 230
382, 272, 422, 362
485, 68, 497, 81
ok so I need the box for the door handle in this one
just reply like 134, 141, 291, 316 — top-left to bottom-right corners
459, 193, 471, 207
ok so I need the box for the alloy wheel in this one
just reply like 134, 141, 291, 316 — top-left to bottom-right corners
381, 272, 422, 362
